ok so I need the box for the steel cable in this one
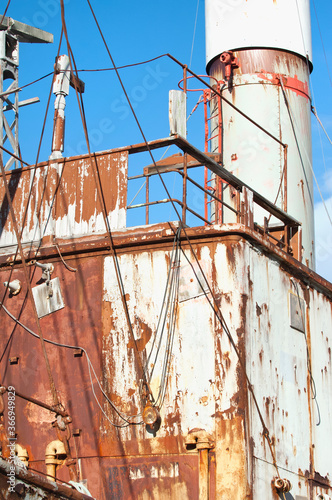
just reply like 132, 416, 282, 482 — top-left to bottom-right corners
59, 0, 153, 405
84, 0, 284, 480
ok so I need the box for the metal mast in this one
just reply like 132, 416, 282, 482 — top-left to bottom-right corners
0, 16, 53, 169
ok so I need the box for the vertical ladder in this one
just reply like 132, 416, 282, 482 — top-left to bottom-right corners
203, 82, 223, 224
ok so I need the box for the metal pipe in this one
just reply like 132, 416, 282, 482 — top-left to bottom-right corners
145, 175, 149, 225
185, 430, 213, 500
2, 387, 68, 418
198, 447, 209, 499
15, 443, 29, 467
45, 439, 66, 481
50, 54, 70, 160
167, 53, 286, 148
182, 153, 187, 224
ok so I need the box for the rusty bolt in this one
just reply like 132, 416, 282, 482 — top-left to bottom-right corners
14, 483, 26, 496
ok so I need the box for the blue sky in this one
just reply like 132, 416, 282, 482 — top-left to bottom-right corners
3, 0, 332, 280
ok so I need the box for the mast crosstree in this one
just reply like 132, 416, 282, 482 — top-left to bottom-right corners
0, 16, 52, 169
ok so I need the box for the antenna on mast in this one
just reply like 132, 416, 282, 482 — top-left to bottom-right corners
0, 16, 53, 169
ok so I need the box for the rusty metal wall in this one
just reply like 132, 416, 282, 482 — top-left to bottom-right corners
0, 150, 128, 249
0, 143, 330, 499
1, 222, 331, 499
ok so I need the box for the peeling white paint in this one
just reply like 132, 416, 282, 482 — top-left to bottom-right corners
129, 463, 179, 480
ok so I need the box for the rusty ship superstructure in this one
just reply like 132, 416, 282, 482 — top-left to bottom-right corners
0, 1, 331, 499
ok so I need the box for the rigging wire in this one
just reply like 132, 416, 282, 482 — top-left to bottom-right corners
0, 145, 29, 167
127, 179, 147, 208
0, 29, 66, 340
0, 0, 11, 25
0, 6, 294, 484
0, 72, 53, 99
311, 106, 332, 147
293, 0, 332, 225
84, 0, 285, 480
144, 227, 181, 408
144, 230, 180, 376
279, 78, 313, 207
0, 0, 302, 477
0, 27, 80, 481
189, 0, 200, 68
312, 106, 329, 183
178, 244, 283, 482
0, 156, 60, 409
55, 243, 77, 272
155, 247, 180, 408
76, 54, 167, 72
311, 106, 331, 190
59, 0, 153, 403
312, 0, 332, 88
280, 79, 332, 227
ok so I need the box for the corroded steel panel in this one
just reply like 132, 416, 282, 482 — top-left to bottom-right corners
0, 150, 128, 249
0, 256, 104, 464
101, 247, 216, 451
0, 225, 331, 499
54, 151, 128, 237
245, 245, 332, 498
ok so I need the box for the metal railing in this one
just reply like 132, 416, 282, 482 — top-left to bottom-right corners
125, 135, 302, 261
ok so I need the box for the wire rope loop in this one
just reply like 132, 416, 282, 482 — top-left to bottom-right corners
178, 74, 220, 92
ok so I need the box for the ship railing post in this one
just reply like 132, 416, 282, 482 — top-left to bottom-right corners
145, 174, 149, 225
182, 65, 188, 225
242, 186, 254, 229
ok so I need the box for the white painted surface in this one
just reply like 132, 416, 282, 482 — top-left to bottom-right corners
102, 235, 332, 496
209, 65, 314, 267
205, 0, 312, 68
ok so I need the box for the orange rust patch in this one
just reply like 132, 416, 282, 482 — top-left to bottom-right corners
215, 416, 251, 498
257, 71, 309, 100
222, 351, 231, 371
127, 319, 152, 352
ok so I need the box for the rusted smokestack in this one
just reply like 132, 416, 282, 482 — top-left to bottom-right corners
205, 0, 315, 268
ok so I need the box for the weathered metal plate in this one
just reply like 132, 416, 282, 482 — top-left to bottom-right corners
289, 291, 305, 333
169, 90, 187, 138
0, 150, 128, 250
32, 277, 65, 318
178, 262, 209, 302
